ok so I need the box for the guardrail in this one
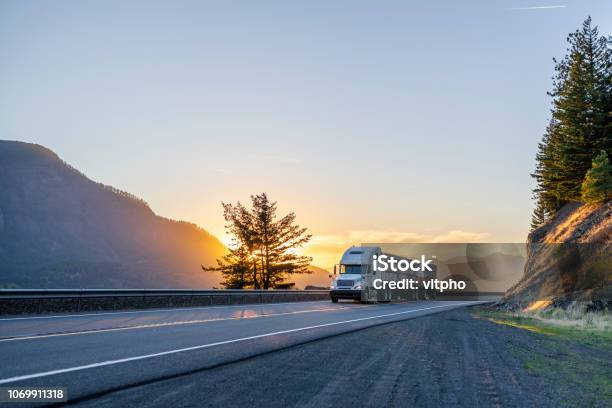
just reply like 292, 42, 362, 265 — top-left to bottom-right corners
0, 289, 330, 315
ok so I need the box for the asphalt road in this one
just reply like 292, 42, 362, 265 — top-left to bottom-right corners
70, 307, 597, 408
0, 300, 484, 405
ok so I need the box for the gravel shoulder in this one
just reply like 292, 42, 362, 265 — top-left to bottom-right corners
72, 306, 611, 408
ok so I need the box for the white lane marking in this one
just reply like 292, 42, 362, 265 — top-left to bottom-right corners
0, 302, 475, 385
0, 307, 352, 342
0, 301, 330, 321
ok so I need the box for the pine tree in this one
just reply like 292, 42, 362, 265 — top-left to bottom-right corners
531, 120, 565, 214
530, 193, 549, 231
581, 150, 612, 203
250, 193, 312, 289
548, 17, 612, 200
531, 17, 612, 223
202, 200, 260, 289
204, 193, 312, 289
203, 244, 253, 289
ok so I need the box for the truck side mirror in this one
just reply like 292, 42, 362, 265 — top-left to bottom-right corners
333, 265, 337, 275
328, 272, 333, 278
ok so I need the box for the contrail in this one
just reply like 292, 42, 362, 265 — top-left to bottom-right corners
509, 5, 567, 10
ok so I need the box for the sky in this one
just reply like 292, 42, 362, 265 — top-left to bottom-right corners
1, 1, 611, 269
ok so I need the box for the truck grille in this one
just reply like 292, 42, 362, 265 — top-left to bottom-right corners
336, 279, 354, 287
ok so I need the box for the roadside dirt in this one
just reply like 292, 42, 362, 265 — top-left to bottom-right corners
75, 307, 611, 408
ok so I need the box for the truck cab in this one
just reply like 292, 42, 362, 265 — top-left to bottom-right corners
329, 246, 381, 303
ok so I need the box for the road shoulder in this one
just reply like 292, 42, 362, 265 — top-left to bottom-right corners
72, 306, 611, 407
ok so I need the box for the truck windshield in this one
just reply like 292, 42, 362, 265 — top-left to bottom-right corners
340, 265, 363, 274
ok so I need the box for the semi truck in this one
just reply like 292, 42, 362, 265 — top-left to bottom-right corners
329, 246, 436, 303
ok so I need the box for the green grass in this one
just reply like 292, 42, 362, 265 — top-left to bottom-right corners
476, 308, 612, 349
474, 307, 612, 407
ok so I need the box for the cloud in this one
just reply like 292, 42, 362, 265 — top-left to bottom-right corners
429, 230, 490, 243
343, 229, 489, 244
347, 230, 427, 243
508, 5, 567, 11
301, 229, 490, 269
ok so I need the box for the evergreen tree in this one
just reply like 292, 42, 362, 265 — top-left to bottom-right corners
221, 201, 261, 288
581, 150, 612, 202
530, 193, 549, 231
203, 244, 253, 289
203, 201, 259, 289
204, 193, 312, 289
531, 17, 612, 222
250, 193, 312, 289
531, 120, 565, 214
548, 17, 612, 199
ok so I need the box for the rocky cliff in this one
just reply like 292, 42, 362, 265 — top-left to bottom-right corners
502, 202, 611, 309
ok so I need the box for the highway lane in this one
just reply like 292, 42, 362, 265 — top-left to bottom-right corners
0, 300, 486, 405
0, 300, 338, 339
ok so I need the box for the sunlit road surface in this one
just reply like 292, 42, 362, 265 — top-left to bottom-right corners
0, 300, 488, 405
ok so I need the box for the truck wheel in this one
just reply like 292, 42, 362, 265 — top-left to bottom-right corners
331, 297, 338, 303
362, 287, 370, 304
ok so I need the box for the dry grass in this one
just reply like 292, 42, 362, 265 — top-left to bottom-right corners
476, 306, 612, 350
517, 301, 612, 331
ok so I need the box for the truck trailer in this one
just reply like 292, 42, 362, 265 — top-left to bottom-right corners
329, 246, 436, 303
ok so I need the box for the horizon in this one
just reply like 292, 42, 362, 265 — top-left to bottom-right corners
2, 1, 611, 270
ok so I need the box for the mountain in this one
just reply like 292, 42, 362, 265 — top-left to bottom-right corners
0, 140, 226, 288
501, 202, 611, 308
290, 265, 330, 290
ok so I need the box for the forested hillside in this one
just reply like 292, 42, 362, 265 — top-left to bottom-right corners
531, 17, 612, 229
0, 141, 226, 288
504, 18, 611, 308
